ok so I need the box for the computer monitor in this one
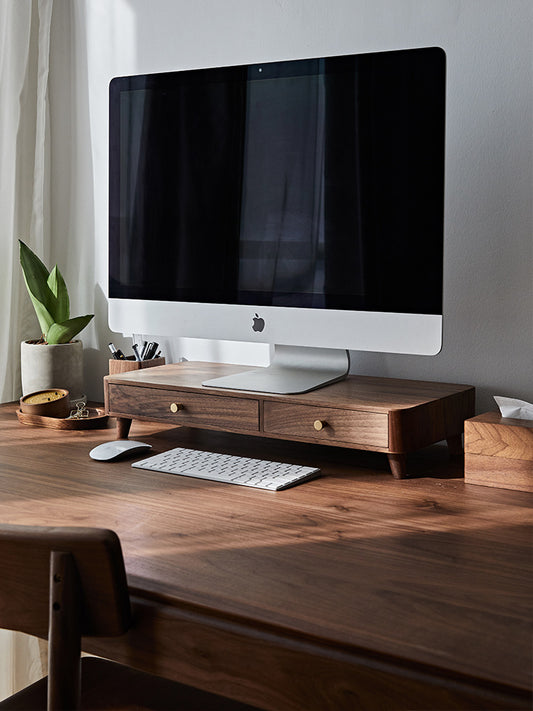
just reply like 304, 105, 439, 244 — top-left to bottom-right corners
109, 47, 446, 394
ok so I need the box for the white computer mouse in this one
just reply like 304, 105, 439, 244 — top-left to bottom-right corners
89, 440, 152, 461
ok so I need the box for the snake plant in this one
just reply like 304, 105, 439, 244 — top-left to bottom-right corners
19, 240, 94, 344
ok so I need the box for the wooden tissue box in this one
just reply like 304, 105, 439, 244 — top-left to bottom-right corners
464, 411, 533, 492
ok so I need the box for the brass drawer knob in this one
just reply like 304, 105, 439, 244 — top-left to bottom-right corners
314, 419, 326, 431
169, 403, 183, 413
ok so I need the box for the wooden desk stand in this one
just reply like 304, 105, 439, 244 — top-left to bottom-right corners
104, 361, 475, 478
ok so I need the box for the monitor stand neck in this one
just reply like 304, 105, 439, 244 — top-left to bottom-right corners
201, 345, 350, 394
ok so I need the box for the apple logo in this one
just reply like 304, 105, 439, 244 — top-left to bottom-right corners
252, 313, 265, 332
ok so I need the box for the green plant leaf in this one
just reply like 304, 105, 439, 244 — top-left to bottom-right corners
19, 239, 93, 344
19, 240, 56, 334
47, 265, 70, 323
46, 314, 94, 344
19, 240, 49, 288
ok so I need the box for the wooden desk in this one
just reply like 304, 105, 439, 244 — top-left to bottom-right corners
0, 402, 531, 710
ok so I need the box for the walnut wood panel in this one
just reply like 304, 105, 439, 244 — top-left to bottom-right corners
263, 401, 388, 448
388, 389, 475, 452
464, 413, 533, 492
15, 407, 108, 430
107, 383, 259, 432
104, 361, 474, 412
105, 361, 259, 395
104, 362, 475, 478
0, 525, 130, 639
108, 356, 165, 375
2, 403, 528, 709
465, 453, 533, 492
465, 411, 533, 460
84, 596, 529, 711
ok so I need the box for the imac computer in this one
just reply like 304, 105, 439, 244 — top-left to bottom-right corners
109, 47, 446, 394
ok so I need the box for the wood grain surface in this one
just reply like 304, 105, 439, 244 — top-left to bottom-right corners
105, 361, 474, 412
465, 412, 533, 491
16, 407, 108, 430
263, 401, 388, 447
465, 411, 533, 460
104, 362, 475, 481
107, 383, 260, 432
0, 402, 530, 710
108, 356, 166, 375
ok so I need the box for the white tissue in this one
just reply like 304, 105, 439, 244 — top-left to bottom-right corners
494, 396, 533, 420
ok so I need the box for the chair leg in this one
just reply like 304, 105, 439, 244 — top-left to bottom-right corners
48, 551, 82, 711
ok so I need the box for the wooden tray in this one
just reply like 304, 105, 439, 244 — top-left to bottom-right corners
16, 407, 109, 430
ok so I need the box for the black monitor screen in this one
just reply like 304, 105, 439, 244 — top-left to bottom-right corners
109, 47, 446, 315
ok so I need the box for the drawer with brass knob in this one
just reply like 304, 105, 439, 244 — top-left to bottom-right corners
263, 401, 388, 447
106, 384, 259, 432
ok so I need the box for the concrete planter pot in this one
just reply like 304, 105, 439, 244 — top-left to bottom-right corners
20, 340, 85, 404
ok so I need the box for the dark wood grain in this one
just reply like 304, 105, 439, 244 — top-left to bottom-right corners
104, 361, 475, 478
0, 525, 131, 640
465, 411, 533, 460
105, 362, 474, 411
108, 356, 166, 376
48, 551, 82, 710
465, 412, 533, 492
107, 383, 259, 432
16, 407, 108, 430
0, 525, 129, 710
263, 401, 388, 447
0, 402, 530, 710
0, 522, 258, 710
465, 453, 533, 492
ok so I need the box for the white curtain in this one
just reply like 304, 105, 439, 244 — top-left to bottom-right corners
0, 0, 53, 403
0, 631, 47, 701
0, 0, 52, 699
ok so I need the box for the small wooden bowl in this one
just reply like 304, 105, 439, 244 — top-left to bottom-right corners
20, 389, 70, 418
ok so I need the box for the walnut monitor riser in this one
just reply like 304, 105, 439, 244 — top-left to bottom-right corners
104, 361, 475, 479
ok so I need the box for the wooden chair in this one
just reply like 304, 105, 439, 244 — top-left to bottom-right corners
0, 525, 259, 711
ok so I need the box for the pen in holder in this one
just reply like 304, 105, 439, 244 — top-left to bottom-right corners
109, 356, 165, 375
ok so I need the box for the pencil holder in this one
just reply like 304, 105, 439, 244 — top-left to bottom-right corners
109, 356, 165, 376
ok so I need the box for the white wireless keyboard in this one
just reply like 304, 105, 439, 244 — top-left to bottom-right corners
132, 447, 320, 491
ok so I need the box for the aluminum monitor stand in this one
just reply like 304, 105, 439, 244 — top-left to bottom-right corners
202, 345, 350, 395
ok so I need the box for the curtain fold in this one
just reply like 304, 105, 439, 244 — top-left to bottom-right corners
0, 0, 53, 700
0, 0, 53, 403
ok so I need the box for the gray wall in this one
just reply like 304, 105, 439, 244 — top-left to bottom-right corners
49, 0, 532, 412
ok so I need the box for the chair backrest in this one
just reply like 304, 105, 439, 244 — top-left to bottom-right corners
0, 525, 132, 710
0, 525, 131, 637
